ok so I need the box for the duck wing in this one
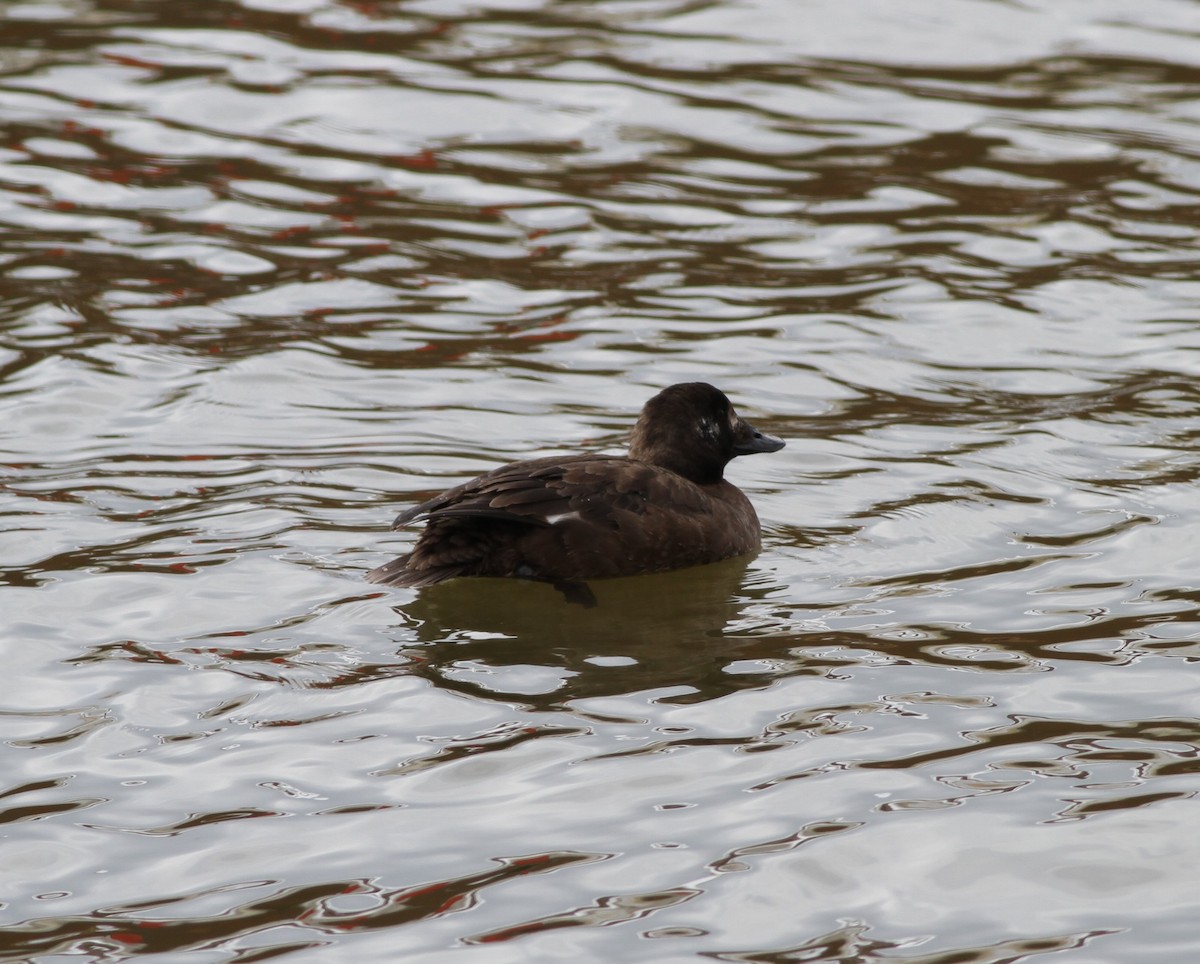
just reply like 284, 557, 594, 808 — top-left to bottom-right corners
392, 454, 668, 529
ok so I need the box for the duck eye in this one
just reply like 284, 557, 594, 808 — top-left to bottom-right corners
698, 417, 720, 443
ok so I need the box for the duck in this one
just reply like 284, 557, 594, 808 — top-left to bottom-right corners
366, 382, 784, 605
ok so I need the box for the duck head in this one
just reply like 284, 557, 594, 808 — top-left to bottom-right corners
628, 382, 784, 485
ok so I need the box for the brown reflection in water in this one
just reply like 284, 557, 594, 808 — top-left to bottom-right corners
707, 819, 861, 875
383, 591, 1187, 717
383, 559, 856, 712
464, 884, 700, 945
857, 714, 1200, 769
743, 712, 1200, 820
61, 564, 1186, 712
1054, 790, 1194, 822
867, 606, 1200, 669
779, 372, 1200, 448
858, 715, 1200, 823
86, 806, 288, 838
703, 921, 1118, 964
373, 720, 588, 779
0, 851, 606, 960
0, 777, 105, 826
5, 8, 1190, 374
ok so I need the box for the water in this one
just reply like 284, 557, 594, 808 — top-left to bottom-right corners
2, 0, 1200, 960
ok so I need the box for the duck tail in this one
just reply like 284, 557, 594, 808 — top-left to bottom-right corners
365, 555, 472, 587
365, 555, 415, 585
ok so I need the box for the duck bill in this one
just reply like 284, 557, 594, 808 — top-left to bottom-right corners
732, 418, 785, 455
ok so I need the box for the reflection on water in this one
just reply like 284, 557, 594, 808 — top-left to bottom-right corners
390, 560, 834, 711
3, 0, 1200, 960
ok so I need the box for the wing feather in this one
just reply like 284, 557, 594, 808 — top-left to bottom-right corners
392, 455, 631, 530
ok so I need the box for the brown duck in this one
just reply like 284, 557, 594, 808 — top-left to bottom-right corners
366, 382, 784, 604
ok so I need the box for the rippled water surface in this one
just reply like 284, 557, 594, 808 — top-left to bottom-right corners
4, 0, 1200, 960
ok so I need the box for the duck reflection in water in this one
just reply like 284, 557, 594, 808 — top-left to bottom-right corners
389, 558, 814, 712
367, 382, 784, 607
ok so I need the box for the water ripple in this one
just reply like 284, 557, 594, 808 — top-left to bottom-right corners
4, 0, 1200, 960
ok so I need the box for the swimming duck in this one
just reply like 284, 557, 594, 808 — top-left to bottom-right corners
366, 382, 784, 604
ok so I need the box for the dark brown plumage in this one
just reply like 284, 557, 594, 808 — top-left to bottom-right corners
366, 382, 784, 604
